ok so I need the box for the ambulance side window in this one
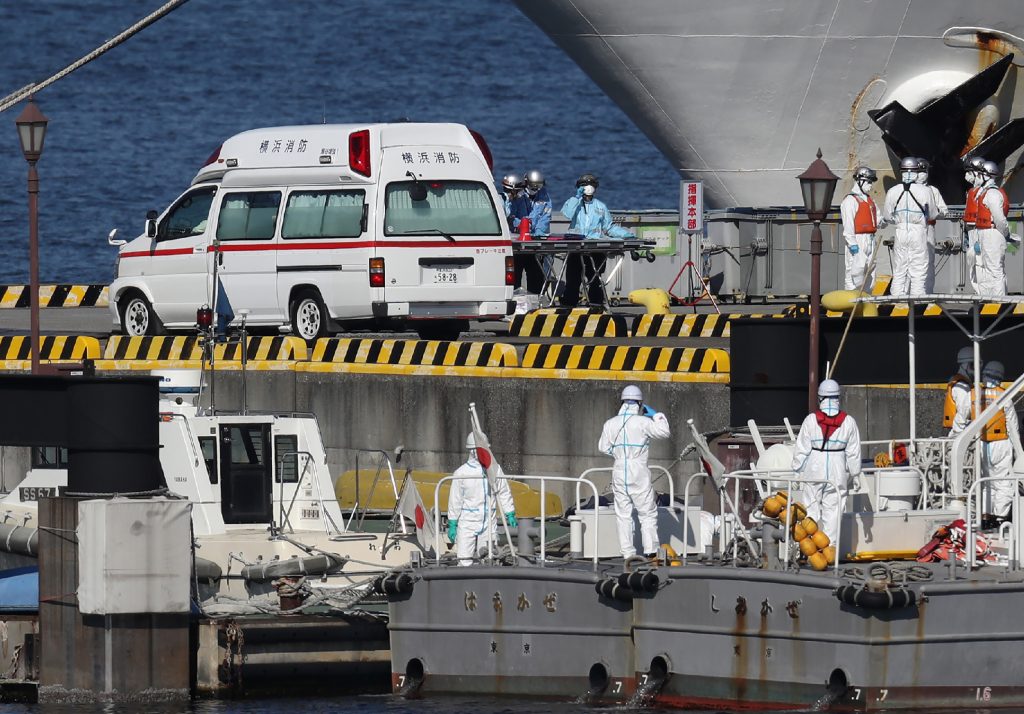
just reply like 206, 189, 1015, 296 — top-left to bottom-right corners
157, 187, 217, 242
216, 191, 282, 241
282, 189, 366, 239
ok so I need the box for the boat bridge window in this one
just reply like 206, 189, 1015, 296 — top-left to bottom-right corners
32, 446, 68, 470
198, 436, 217, 484
274, 435, 299, 483
230, 425, 266, 465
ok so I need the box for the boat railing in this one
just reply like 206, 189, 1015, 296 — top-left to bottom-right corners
273, 450, 343, 536
965, 474, 1024, 569
682, 468, 843, 573
574, 466, 674, 507
432, 473, 602, 570
350, 449, 404, 534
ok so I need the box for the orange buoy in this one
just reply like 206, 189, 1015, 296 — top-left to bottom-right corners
808, 551, 829, 571
823, 545, 837, 564
801, 517, 818, 536
763, 496, 783, 518
812, 531, 830, 549
800, 538, 819, 557
793, 523, 808, 541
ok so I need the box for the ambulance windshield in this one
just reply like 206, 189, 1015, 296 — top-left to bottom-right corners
384, 180, 500, 236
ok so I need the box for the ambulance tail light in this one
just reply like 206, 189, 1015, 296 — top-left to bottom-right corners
505, 256, 515, 286
369, 257, 385, 287
202, 144, 222, 168
469, 128, 493, 172
349, 129, 371, 177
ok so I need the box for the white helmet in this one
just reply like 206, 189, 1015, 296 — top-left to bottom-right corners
621, 384, 643, 402
465, 432, 477, 450
980, 160, 1001, 180
817, 379, 841, 399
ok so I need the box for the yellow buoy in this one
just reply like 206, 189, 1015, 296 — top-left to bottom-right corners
800, 538, 819, 557
821, 289, 879, 316
793, 523, 808, 541
812, 531, 831, 549
800, 517, 818, 536
775, 491, 788, 503
823, 545, 837, 564
763, 496, 783, 518
808, 551, 829, 571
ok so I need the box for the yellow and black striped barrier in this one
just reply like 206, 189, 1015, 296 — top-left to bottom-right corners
0, 335, 101, 368
783, 303, 1023, 319
509, 307, 628, 338
0, 284, 109, 308
630, 312, 798, 338
309, 338, 518, 368
520, 344, 728, 374
100, 335, 307, 368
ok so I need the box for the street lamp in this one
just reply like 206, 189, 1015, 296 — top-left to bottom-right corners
15, 97, 48, 375
797, 149, 839, 412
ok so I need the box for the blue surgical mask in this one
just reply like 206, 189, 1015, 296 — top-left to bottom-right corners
901, 171, 916, 184
820, 397, 840, 417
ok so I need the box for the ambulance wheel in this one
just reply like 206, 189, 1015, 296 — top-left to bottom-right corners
119, 292, 164, 336
290, 289, 329, 340
415, 319, 468, 341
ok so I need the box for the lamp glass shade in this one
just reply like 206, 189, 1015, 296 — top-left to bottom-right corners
797, 150, 840, 220
15, 100, 48, 160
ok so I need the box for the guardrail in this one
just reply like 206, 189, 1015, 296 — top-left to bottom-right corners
432, 473, 601, 569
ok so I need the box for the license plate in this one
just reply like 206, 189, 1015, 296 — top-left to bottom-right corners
20, 486, 55, 502
430, 267, 460, 284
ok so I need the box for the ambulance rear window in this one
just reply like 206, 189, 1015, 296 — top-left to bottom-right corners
384, 180, 500, 236
216, 191, 282, 241
282, 190, 365, 239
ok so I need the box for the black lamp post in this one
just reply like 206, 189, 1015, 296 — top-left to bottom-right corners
797, 149, 839, 412
15, 97, 49, 375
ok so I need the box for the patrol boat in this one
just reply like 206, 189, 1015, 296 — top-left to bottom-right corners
0, 370, 422, 604
386, 295, 1024, 710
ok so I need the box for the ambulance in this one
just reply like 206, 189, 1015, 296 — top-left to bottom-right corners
108, 123, 514, 340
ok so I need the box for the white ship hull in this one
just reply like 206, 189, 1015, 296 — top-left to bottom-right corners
514, 0, 1024, 207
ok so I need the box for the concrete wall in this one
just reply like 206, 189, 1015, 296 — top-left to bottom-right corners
209, 371, 730, 504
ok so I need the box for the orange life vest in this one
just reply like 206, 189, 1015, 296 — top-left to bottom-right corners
975, 187, 1009, 230
970, 385, 1007, 442
851, 195, 877, 234
943, 373, 971, 429
964, 186, 980, 226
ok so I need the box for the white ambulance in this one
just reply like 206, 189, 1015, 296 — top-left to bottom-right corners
108, 123, 514, 340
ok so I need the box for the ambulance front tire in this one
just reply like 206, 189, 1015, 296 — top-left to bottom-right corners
290, 289, 330, 340
119, 292, 165, 336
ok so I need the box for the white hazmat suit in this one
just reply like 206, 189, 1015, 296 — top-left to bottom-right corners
447, 453, 515, 566
964, 173, 983, 293
975, 185, 1010, 296
884, 181, 933, 296
916, 172, 948, 293
790, 411, 861, 543
598, 402, 671, 558
839, 188, 878, 291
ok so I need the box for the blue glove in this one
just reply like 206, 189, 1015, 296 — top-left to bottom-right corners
642, 404, 656, 418
848, 244, 859, 255
974, 241, 982, 255
576, 186, 585, 198
505, 512, 518, 528
447, 519, 458, 542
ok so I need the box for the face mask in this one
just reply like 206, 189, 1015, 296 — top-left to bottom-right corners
901, 171, 916, 184
915, 172, 928, 184
965, 172, 974, 184
583, 185, 596, 197
526, 186, 539, 197
819, 397, 840, 417
857, 180, 873, 194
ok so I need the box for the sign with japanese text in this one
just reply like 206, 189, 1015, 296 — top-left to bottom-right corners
679, 181, 704, 234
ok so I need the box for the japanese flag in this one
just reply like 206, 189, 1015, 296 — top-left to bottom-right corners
397, 474, 436, 555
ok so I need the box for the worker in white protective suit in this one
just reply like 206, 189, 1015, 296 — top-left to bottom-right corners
839, 166, 882, 290
914, 159, 948, 293
950, 361, 1021, 520
974, 161, 1014, 296
884, 157, 933, 297
790, 380, 862, 543
962, 156, 987, 293
598, 384, 671, 559
447, 432, 517, 566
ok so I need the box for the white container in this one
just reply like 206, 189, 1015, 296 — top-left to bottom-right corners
572, 505, 703, 558
78, 497, 192, 615
876, 470, 922, 511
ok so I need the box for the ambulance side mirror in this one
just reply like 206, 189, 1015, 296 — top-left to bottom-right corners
107, 228, 125, 247
146, 209, 158, 239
